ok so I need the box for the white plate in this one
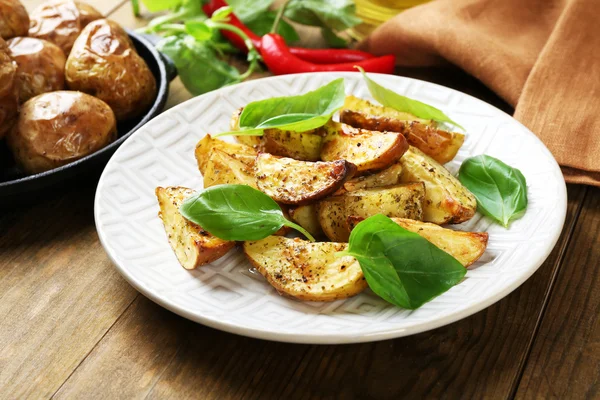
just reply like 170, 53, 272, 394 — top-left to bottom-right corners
94, 72, 567, 344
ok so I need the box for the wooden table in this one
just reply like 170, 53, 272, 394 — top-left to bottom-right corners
2, 0, 599, 398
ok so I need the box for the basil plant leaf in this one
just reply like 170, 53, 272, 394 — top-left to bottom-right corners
342, 214, 466, 310
244, 11, 300, 43
184, 20, 212, 41
210, 5, 234, 22
458, 155, 528, 228
140, 0, 181, 12
227, 0, 274, 21
157, 35, 241, 95
356, 66, 465, 130
180, 184, 315, 241
284, 0, 362, 31
321, 26, 349, 48
217, 78, 346, 137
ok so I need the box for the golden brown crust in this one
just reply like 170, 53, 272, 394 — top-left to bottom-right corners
255, 153, 357, 205
243, 236, 367, 301
8, 37, 66, 103
0, 37, 18, 138
65, 19, 156, 120
7, 91, 117, 174
0, 0, 29, 40
29, 0, 102, 55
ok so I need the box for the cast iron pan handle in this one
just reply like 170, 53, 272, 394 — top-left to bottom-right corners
138, 33, 178, 82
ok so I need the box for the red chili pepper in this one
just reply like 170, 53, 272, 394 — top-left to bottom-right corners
203, 0, 376, 64
260, 33, 396, 75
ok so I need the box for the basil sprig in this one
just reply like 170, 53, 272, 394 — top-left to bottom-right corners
339, 214, 466, 310
216, 78, 346, 137
458, 155, 528, 228
180, 184, 315, 241
356, 67, 465, 130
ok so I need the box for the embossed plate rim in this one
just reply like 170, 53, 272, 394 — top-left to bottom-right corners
95, 72, 567, 344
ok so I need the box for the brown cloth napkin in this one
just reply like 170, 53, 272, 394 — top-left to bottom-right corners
360, 0, 600, 186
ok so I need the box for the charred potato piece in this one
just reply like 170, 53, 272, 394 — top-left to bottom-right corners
318, 183, 425, 242
255, 153, 357, 205
203, 149, 257, 189
261, 128, 324, 161
0, 0, 29, 39
399, 146, 476, 224
320, 122, 408, 174
195, 134, 257, 175
288, 204, 325, 239
29, 0, 102, 55
8, 37, 66, 103
156, 186, 235, 269
65, 19, 157, 120
342, 162, 403, 193
7, 91, 116, 174
348, 216, 488, 267
243, 236, 367, 301
341, 109, 464, 164
0, 37, 18, 139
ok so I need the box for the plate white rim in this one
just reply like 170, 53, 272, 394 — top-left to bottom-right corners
94, 72, 567, 344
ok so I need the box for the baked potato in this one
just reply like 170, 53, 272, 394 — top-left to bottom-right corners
320, 122, 408, 174
243, 236, 367, 301
341, 162, 403, 193
7, 37, 66, 103
0, 0, 29, 39
203, 148, 257, 188
7, 91, 116, 174
399, 146, 476, 224
156, 186, 235, 269
342, 95, 430, 124
230, 107, 263, 148
261, 128, 324, 161
0, 37, 18, 139
318, 182, 425, 242
28, 0, 102, 55
255, 153, 357, 205
65, 19, 157, 120
348, 216, 488, 267
288, 204, 325, 239
195, 134, 257, 175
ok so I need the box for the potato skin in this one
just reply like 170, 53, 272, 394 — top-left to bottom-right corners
0, 0, 29, 39
28, 0, 102, 55
7, 91, 117, 174
7, 37, 66, 103
65, 19, 157, 120
0, 37, 18, 139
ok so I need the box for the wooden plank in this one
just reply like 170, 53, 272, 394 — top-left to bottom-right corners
0, 182, 138, 398
515, 186, 599, 399
50, 185, 587, 399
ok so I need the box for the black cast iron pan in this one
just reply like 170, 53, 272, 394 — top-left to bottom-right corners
0, 31, 177, 207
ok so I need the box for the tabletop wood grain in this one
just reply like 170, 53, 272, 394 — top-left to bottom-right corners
1, 1, 599, 399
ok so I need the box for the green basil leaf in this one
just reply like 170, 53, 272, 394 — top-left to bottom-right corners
357, 67, 465, 130
227, 0, 274, 21
157, 35, 241, 95
458, 155, 528, 228
217, 78, 346, 137
185, 20, 212, 41
321, 26, 348, 48
243, 11, 299, 43
140, 0, 181, 12
284, 0, 362, 31
180, 184, 316, 241
342, 214, 466, 309
210, 5, 234, 22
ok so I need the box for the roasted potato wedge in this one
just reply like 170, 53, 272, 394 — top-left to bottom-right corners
230, 107, 263, 148
243, 236, 367, 301
65, 19, 156, 120
342, 95, 429, 124
399, 146, 476, 224
342, 162, 403, 193
0, 37, 18, 139
28, 0, 102, 55
156, 186, 235, 269
255, 153, 356, 205
261, 128, 324, 161
195, 134, 257, 175
203, 149, 257, 189
288, 204, 325, 239
318, 183, 425, 242
0, 0, 29, 40
348, 216, 488, 267
320, 122, 408, 174
341, 109, 464, 164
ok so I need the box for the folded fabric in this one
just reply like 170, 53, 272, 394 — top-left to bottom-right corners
360, 0, 600, 186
